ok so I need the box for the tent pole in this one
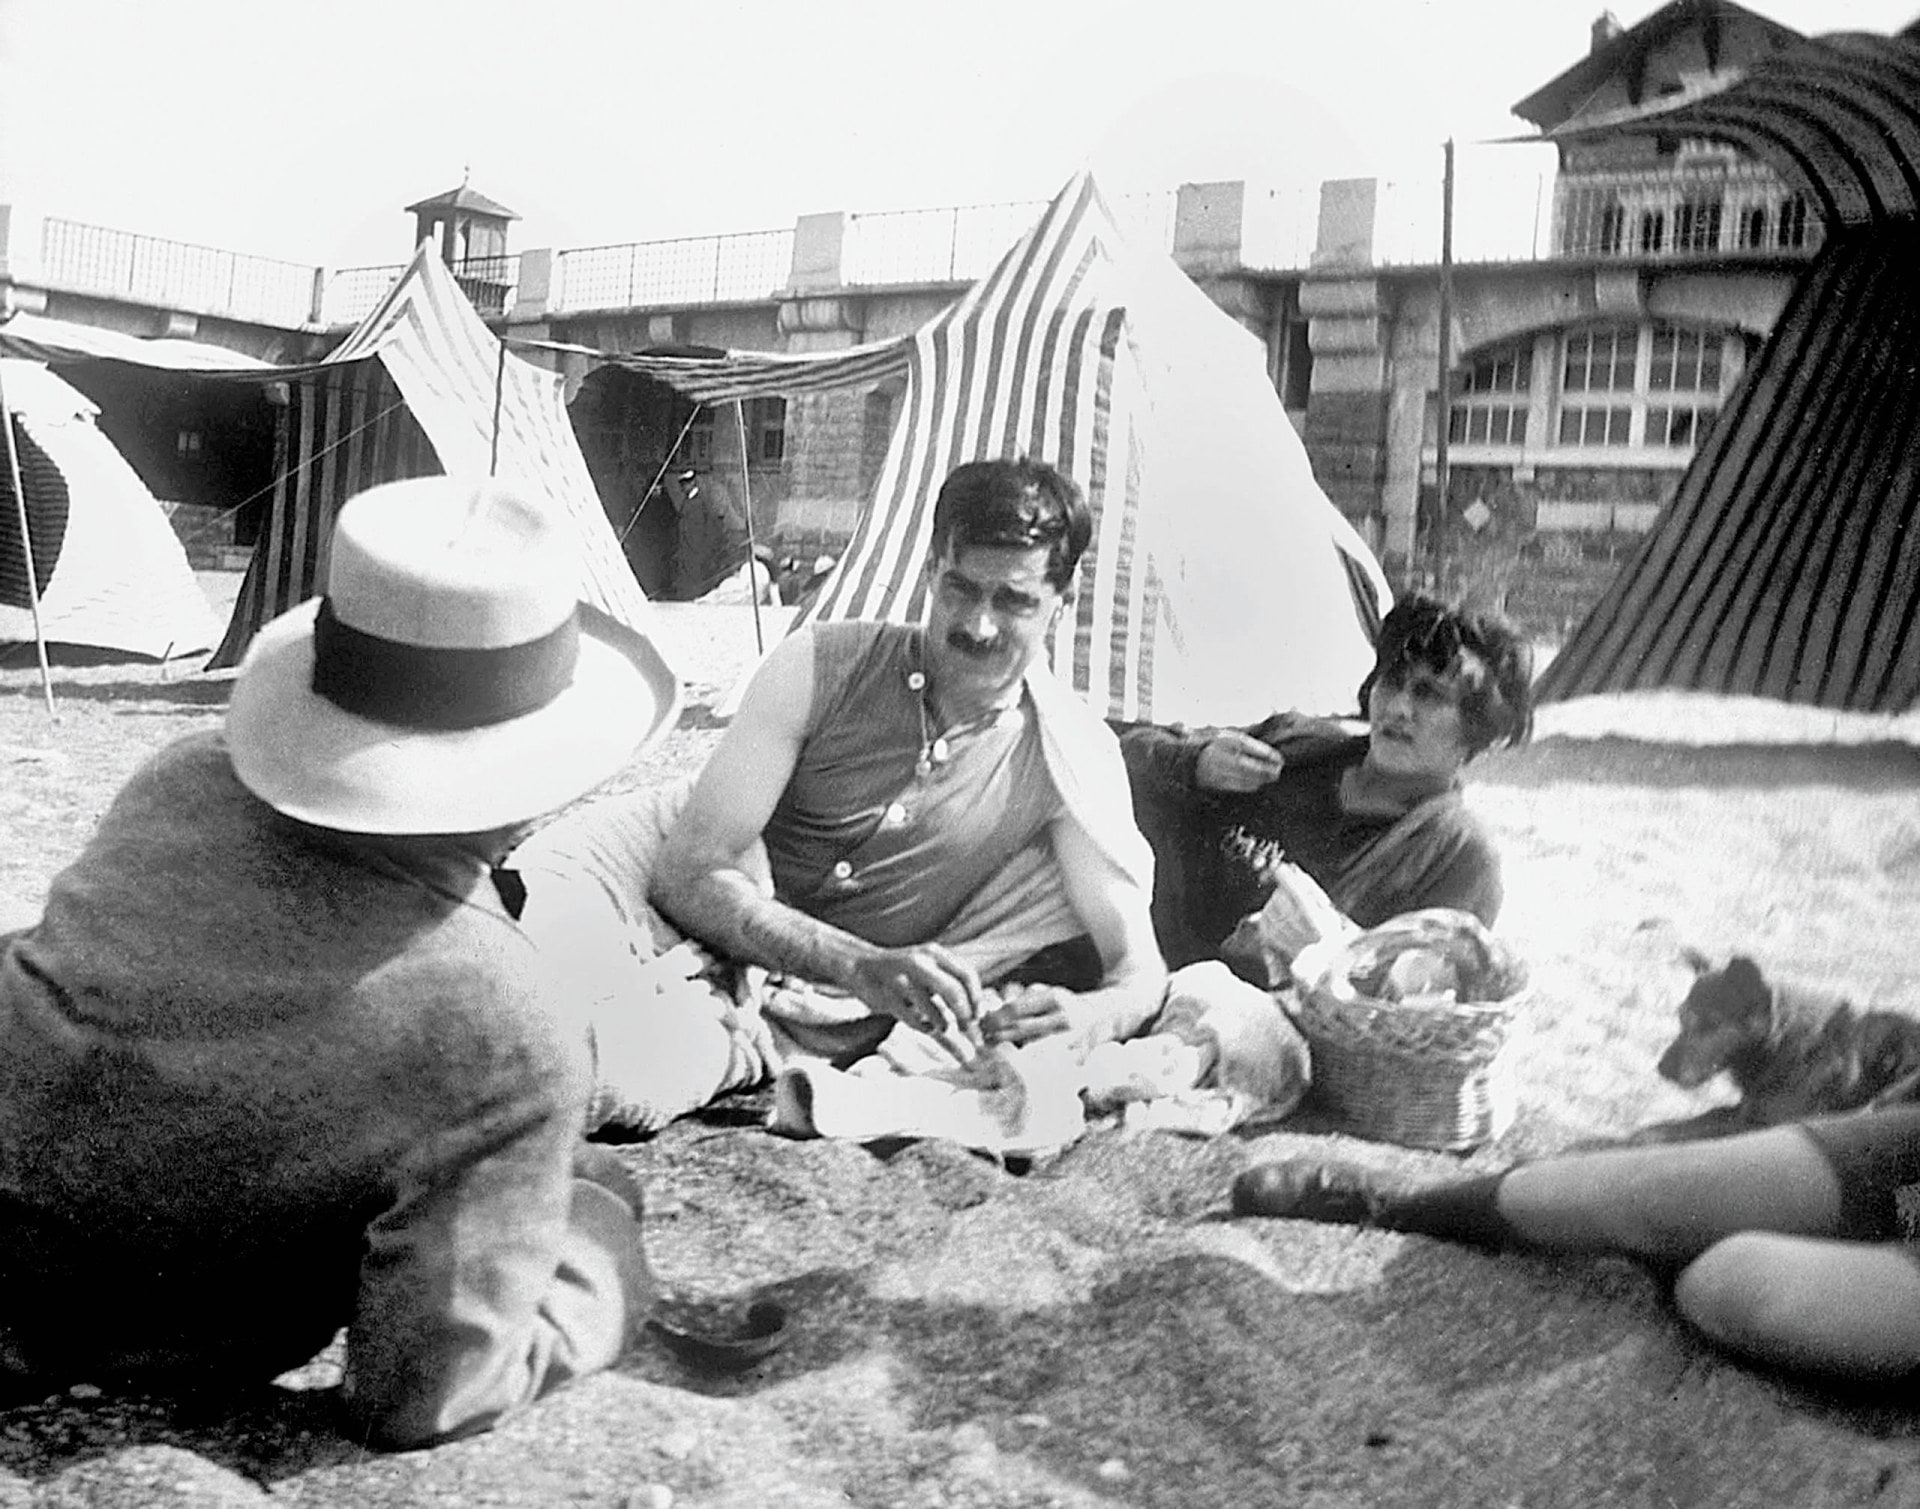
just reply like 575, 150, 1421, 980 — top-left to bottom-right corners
619, 406, 702, 549
734, 399, 764, 654
488, 334, 507, 477
0, 363, 56, 718
1432, 136, 1456, 579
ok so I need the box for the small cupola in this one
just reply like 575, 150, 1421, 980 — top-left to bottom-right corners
403, 175, 520, 267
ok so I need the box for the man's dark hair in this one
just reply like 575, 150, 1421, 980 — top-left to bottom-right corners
929, 457, 1092, 593
1356, 591, 1534, 757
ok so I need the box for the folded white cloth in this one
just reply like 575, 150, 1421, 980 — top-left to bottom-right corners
768, 1041, 1086, 1158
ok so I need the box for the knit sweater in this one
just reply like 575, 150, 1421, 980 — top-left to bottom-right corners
1117, 721, 1501, 966
0, 732, 651, 1448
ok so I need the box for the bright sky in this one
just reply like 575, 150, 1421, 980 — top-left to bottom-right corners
0, 0, 1913, 271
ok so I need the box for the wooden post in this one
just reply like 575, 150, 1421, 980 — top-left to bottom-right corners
1433, 137, 1456, 571
735, 400, 765, 654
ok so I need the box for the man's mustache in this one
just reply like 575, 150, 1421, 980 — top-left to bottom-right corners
945, 631, 999, 659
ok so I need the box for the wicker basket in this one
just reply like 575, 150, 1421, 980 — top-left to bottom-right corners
1289, 932, 1527, 1152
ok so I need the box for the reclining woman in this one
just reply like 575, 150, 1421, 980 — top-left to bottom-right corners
1116, 592, 1535, 969
1234, 1104, 1920, 1381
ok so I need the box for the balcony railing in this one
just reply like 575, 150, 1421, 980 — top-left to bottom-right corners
40, 218, 316, 326
25, 161, 1832, 340
1551, 163, 1822, 260
841, 191, 1179, 287
1367, 149, 1823, 268
320, 254, 523, 328
552, 229, 793, 313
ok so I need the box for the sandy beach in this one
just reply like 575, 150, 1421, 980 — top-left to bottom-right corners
1, 581, 1917, 1508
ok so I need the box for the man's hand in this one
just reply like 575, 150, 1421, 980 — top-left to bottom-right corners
979, 982, 1074, 1046
843, 942, 986, 1056
1194, 730, 1287, 793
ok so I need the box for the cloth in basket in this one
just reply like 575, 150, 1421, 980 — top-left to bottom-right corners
1288, 909, 1529, 1151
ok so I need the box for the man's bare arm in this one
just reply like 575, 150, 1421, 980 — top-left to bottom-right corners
650, 631, 983, 1042
992, 814, 1167, 1054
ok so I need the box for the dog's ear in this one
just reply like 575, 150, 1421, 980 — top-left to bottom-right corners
1678, 945, 1714, 976
1722, 956, 1769, 996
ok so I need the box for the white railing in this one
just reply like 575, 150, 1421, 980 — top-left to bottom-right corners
40, 218, 316, 326
553, 228, 793, 312
319, 254, 522, 328
841, 190, 1179, 287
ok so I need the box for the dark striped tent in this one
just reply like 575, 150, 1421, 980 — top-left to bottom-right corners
610, 171, 1390, 726
1537, 25, 1920, 710
209, 245, 651, 666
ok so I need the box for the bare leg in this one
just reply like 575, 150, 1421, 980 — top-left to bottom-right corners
1235, 1108, 1920, 1261
1676, 1234, 1920, 1378
1497, 1124, 1847, 1262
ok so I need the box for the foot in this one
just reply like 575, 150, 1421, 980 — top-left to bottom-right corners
1231, 1158, 1394, 1224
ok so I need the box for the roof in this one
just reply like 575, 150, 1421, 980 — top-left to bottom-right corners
1544, 27, 1920, 225
402, 184, 520, 221
1511, 0, 1801, 130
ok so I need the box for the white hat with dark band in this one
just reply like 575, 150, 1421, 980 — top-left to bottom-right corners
226, 475, 680, 835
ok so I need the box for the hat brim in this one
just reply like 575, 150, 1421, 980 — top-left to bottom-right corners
226, 599, 682, 834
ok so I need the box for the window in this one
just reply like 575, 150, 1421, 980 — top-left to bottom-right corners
1637, 209, 1666, 254
1558, 325, 1636, 446
1449, 345, 1531, 446
1555, 322, 1734, 451
1777, 194, 1810, 249
746, 396, 786, 465
1599, 203, 1626, 256
1674, 195, 1722, 253
1646, 326, 1722, 446
176, 430, 202, 458
682, 407, 714, 468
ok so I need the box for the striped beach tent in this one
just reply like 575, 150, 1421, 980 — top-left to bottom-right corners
614, 171, 1389, 726
1537, 23, 1920, 710
206, 244, 653, 667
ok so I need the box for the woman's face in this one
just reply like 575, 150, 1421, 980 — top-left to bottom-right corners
1364, 656, 1477, 781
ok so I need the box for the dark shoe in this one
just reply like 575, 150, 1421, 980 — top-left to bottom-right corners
1231, 1158, 1392, 1225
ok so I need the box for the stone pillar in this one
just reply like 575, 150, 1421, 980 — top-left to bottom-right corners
511, 247, 557, 319
0, 205, 49, 316
1172, 180, 1247, 275
1312, 179, 1379, 270
774, 293, 867, 545
1299, 276, 1399, 557
790, 212, 849, 292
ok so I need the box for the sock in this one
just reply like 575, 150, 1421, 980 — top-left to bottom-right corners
1374, 1173, 1516, 1249
1233, 1160, 1519, 1249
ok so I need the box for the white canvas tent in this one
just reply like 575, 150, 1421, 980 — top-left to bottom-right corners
610, 171, 1390, 727
0, 358, 217, 659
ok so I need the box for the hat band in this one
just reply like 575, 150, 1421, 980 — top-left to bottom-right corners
311, 597, 581, 730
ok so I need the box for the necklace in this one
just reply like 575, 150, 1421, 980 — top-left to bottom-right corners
909, 633, 1028, 777
908, 668, 949, 775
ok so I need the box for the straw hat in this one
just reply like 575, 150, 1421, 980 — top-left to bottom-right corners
226, 475, 680, 835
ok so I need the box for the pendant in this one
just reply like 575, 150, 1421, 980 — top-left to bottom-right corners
930, 736, 950, 765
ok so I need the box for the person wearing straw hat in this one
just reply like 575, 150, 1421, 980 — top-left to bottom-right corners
0, 476, 678, 1448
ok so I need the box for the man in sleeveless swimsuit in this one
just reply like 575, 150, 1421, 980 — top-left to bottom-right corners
517, 458, 1301, 1137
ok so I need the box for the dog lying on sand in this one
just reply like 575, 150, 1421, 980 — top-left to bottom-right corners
1635, 952, 1920, 1142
